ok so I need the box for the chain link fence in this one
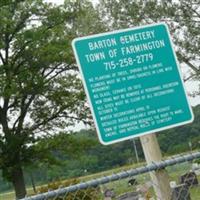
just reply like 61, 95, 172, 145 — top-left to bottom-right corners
19, 151, 200, 200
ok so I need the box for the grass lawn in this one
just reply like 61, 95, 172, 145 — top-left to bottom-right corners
0, 191, 15, 200
1, 161, 200, 200
0, 163, 142, 200
0, 187, 35, 200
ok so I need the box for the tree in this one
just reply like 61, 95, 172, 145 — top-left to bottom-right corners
0, 0, 101, 198
98, 0, 200, 93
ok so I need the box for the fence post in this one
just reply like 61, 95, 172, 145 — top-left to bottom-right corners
140, 133, 171, 200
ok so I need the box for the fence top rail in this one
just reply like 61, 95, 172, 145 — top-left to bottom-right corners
20, 151, 200, 200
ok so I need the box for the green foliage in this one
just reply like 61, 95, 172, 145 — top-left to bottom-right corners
0, 106, 200, 193
0, 0, 199, 198
24, 129, 142, 184
0, 0, 101, 198
158, 105, 200, 155
37, 178, 100, 200
25, 105, 200, 186
98, 0, 200, 87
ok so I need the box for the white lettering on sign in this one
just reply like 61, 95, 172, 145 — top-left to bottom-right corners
85, 52, 106, 62
88, 38, 117, 50
121, 40, 165, 55
119, 30, 155, 44
72, 23, 194, 145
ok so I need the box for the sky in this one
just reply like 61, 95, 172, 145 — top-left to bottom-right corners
44, 0, 64, 4
45, 0, 98, 5
45, 0, 200, 107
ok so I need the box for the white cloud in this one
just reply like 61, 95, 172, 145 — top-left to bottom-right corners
45, 0, 99, 5
44, 0, 64, 5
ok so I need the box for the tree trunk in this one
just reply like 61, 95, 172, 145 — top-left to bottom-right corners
12, 165, 27, 199
30, 172, 36, 193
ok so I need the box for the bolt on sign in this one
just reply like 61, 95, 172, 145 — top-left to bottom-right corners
72, 23, 194, 145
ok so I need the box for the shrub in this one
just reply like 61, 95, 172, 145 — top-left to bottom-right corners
37, 178, 100, 200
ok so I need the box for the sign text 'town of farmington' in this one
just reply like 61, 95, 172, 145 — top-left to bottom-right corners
72, 23, 194, 145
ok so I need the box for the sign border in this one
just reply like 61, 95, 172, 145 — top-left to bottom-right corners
72, 22, 194, 145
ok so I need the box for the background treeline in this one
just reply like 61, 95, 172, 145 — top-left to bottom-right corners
1, 105, 200, 193
0, 0, 199, 198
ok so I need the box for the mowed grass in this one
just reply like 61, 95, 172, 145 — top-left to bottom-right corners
0, 162, 142, 200
1, 161, 200, 200
0, 188, 35, 200
0, 191, 15, 200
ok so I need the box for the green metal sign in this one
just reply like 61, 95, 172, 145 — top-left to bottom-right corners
72, 23, 194, 145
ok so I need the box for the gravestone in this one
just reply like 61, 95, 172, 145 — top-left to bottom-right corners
192, 163, 200, 175
104, 188, 115, 198
128, 178, 138, 186
171, 184, 191, 200
116, 191, 139, 200
179, 172, 198, 187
